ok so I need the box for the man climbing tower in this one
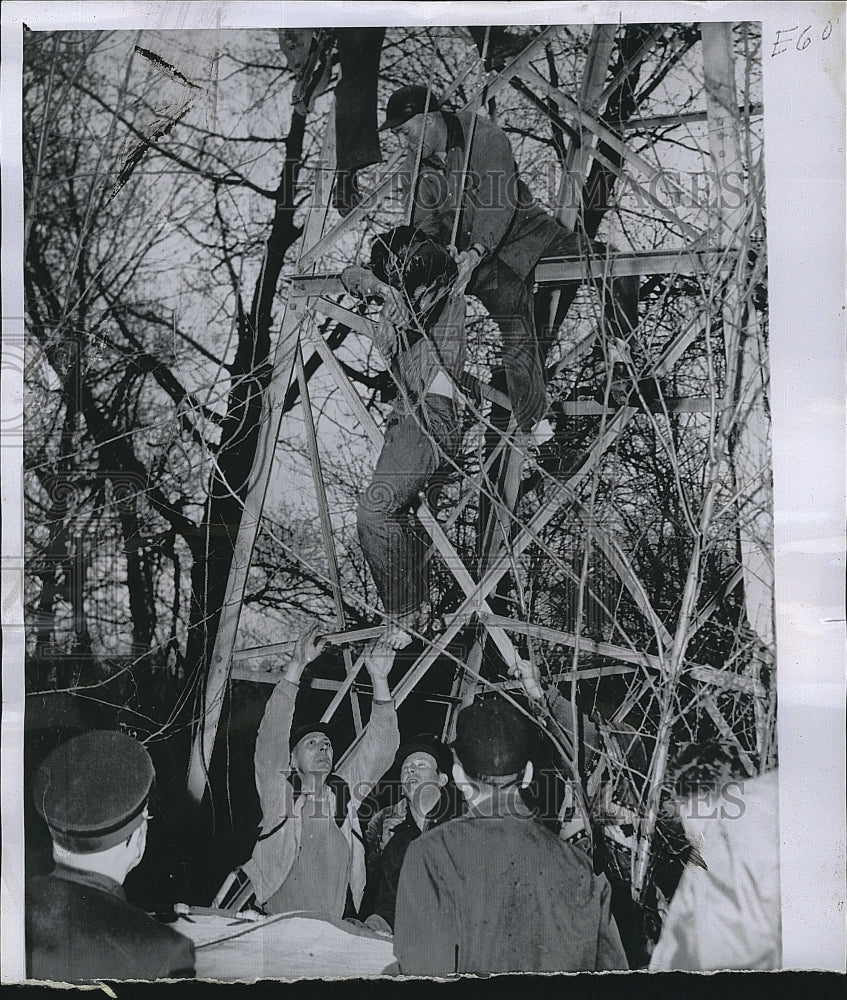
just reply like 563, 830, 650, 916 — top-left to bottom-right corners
278, 28, 540, 216
381, 84, 640, 455
341, 226, 467, 649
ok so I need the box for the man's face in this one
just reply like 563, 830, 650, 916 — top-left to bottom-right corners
395, 113, 441, 160
400, 751, 445, 802
292, 732, 333, 776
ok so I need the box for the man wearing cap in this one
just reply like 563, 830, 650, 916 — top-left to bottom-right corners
363, 734, 462, 933
26, 730, 195, 982
240, 630, 400, 919
392, 695, 628, 974
381, 84, 639, 448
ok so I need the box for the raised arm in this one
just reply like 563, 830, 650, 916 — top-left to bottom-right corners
253, 628, 326, 816
337, 641, 400, 805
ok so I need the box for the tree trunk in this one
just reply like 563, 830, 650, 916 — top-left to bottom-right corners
180, 112, 308, 723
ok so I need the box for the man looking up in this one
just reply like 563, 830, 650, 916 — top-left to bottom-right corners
240, 630, 400, 919
364, 734, 461, 933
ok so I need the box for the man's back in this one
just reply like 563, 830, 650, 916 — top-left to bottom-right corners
27, 866, 195, 982
393, 803, 627, 975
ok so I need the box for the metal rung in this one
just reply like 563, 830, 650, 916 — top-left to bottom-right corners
559, 397, 712, 416
233, 626, 384, 664
288, 247, 741, 300
534, 247, 739, 285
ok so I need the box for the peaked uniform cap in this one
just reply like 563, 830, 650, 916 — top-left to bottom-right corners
32, 730, 154, 854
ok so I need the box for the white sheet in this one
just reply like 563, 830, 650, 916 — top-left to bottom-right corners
174, 911, 396, 981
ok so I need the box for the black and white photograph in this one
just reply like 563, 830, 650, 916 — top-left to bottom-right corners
1, 0, 844, 985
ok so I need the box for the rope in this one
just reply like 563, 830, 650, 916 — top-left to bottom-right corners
448, 26, 490, 253
404, 29, 441, 227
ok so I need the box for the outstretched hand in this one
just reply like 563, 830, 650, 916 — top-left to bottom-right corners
508, 655, 544, 701
340, 264, 376, 297
365, 640, 395, 681
284, 624, 327, 681
364, 640, 396, 701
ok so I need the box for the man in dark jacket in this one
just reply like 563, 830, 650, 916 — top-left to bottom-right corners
382, 85, 639, 445
364, 734, 462, 933
26, 731, 195, 982
393, 694, 628, 975
279, 30, 537, 216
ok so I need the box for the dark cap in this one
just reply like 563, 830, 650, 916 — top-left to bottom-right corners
453, 697, 534, 778
32, 731, 154, 854
289, 722, 334, 753
380, 85, 441, 131
396, 733, 453, 775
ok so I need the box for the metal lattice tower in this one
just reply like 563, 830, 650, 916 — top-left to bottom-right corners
185, 22, 773, 901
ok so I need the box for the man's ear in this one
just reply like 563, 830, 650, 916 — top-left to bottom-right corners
128, 821, 146, 864
520, 760, 534, 788
436, 771, 449, 788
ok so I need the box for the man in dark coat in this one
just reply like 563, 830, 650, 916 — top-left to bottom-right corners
279, 29, 536, 216
382, 85, 640, 444
26, 730, 195, 982
393, 695, 628, 975
363, 734, 462, 933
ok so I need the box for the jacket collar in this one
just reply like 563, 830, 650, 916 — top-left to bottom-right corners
399, 784, 461, 833
288, 770, 350, 828
466, 785, 535, 820
287, 768, 343, 797
421, 111, 465, 171
441, 111, 466, 154
52, 862, 127, 901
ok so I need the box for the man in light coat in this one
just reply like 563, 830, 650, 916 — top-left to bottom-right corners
241, 631, 400, 918
649, 748, 781, 971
